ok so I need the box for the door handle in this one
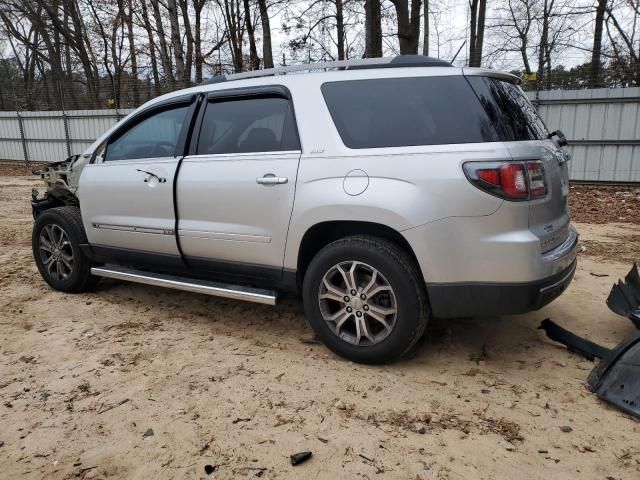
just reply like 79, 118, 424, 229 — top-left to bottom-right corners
256, 174, 288, 185
137, 168, 166, 183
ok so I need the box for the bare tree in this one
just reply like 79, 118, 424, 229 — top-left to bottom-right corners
589, 0, 608, 87
364, 0, 382, 57
389, 0, 422, 54
469, 0, 487, 67
257, 0, 274, 67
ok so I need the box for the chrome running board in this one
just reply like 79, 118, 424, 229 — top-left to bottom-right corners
91, 265, 277, 305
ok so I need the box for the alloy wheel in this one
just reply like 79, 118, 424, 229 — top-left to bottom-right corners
318, 261, 397, 346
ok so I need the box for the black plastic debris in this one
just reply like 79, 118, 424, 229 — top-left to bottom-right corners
539, 319, 610, 361
204, 465, 217, 475
587, 330, 640, 418
142, 428, 154, 438
606, 263, 640, 329
539, 318, 640, 419
290, 451, 312, 466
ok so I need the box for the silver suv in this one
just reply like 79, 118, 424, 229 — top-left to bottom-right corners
31, 55, 577, 363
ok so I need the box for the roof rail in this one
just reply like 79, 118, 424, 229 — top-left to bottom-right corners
201, 55, 452, 85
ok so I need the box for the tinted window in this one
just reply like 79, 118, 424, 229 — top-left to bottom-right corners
467, 76, 548, 141
197, 97, 299, 155
321, 76, 499, 149
105, 106, 188, 161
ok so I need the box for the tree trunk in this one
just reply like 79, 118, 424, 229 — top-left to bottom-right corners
140, 0, 161, 92
126, 0, 139, 105
391, 0, 422, 54
150, 0, 175, 87
243, 0, 260, 69
537, 0, 549, 89
257, 0, 273, 68
167, 0, 185, 85
336, 0, 346, 60
180, 0, 195, 84
422, 0, 429, 56
364, 0, 382, 57
194, 0, 205, 82
589, 0, 607, 88
468, 0, 486, 67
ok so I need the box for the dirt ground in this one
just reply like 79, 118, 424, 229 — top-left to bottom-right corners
1, 174, 639, 480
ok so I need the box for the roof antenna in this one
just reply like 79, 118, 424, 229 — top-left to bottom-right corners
450, 40, 466, 64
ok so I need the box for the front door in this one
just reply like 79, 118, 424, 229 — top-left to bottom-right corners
177, 91, 301, 281
79, 100, 194, 266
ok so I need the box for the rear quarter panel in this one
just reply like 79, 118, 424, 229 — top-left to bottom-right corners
283, 72, 510, 272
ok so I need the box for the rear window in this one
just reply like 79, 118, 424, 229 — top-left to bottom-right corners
466, 76, 548, 141
321, 76, 499, 149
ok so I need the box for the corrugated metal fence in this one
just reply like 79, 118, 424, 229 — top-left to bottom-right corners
527, 87, 640, 182
0, 109, 133, 164
0, 87, 639, 182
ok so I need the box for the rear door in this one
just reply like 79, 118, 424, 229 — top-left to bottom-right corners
466, 75, 571, 251
79, 96, 198, 265
176, 87, 301, 281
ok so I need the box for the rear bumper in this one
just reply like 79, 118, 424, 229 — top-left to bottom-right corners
427, 258, 577, 319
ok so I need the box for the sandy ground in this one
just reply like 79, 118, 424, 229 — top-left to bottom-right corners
1, 175, 639, 480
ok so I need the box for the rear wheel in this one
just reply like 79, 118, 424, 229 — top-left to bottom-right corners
302, 236, 429, 364
32, 206, 97, 292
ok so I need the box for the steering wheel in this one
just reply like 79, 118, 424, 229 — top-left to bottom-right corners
151, 141, 175, 157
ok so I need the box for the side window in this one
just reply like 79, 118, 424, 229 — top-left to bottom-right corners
197, 96, 299, 155
104, 105, 189, 161
321, 77, 499, 148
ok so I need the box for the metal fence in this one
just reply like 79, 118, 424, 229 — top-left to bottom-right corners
0, 88, 639, 182
0, 109, 133, 165
527, 87, 640, 182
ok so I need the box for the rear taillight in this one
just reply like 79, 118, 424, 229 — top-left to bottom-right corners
463, 161, 547, 201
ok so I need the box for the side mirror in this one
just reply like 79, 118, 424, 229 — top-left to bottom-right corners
548, 129, 568, 147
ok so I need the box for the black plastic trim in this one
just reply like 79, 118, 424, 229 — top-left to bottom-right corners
427, 260, 576, 318
206, 85, 292, 101
173, 94, 205, 264
83, 244, 298, 295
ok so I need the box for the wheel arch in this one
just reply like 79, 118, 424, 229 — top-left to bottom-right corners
294, 220, 423, 289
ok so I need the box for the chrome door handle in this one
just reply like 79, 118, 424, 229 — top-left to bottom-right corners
256, 174, 288, 185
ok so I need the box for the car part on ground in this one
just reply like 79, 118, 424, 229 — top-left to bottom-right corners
540, 318, 640, 419
538, 318, 610, 361
606, 263, 640, 329
587, 330, 640, 418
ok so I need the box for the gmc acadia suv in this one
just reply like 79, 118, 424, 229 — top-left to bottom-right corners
31, 55, 577, 363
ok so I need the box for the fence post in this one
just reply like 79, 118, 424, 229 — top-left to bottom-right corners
16, 112, 29, 165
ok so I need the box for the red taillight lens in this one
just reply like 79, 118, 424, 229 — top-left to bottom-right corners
499, 163, 528, 199
464, 161, 546, 201
477, 169, 500, 185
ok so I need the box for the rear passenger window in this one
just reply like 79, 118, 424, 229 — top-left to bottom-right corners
197, 97, 300, 155
466, 76, 548, 141
321, 76, 499, 149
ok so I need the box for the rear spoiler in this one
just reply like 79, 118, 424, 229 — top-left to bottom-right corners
462, 67, 521, 85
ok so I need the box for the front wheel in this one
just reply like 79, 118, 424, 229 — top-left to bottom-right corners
32, 206, 97, 293
302, 236, 429, 364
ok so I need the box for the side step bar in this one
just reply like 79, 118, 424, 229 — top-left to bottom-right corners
91, 265, 277, 305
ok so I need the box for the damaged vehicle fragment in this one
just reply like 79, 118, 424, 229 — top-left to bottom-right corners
539, 264, 640, 418
606, 263, 640, 329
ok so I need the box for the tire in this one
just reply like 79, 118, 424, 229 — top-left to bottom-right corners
302, 235, 429, 364
32, 206, 97, 293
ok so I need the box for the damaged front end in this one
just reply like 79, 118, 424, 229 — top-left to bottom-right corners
31, 155, 85, 218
